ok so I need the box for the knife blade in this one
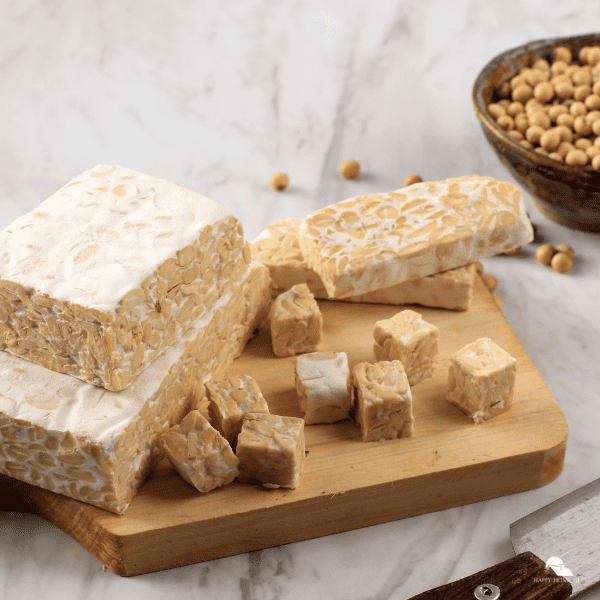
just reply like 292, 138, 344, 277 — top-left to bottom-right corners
408, 477, 600, 599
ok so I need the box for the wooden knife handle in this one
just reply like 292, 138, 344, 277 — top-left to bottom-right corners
0, 474, 41, 514
407, 552, 572, 599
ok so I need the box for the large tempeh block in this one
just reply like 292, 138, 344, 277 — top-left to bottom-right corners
251, 218, 476, 310
0, 165, 251, 391
0, 262, 271, 514
298, 175, 534, 298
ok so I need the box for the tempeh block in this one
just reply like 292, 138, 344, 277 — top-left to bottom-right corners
252, 218, 476, 310
206, 375, 270, 448
0, 164, 251, 391
299, 175, 534, 298
0, 262, 271, 514
236, 413, 305, 489
158, 410, 240, 493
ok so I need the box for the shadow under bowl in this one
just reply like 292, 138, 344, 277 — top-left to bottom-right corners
473, 33, 600, 232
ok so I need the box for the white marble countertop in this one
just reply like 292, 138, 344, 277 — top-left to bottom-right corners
2, 1, 600, 598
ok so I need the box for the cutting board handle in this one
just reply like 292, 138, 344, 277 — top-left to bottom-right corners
407, 552, 572, 599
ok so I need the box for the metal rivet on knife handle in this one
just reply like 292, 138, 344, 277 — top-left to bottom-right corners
474, 583, 501, 599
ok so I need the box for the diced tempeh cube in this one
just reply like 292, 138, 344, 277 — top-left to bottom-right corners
159, 410, 240, 493
0, 164, 251, 391
446, 337, 517, 424
236, 413, 305, 489
206, 375, 270, 448
373, 309, 440, 385
299, 175, 534, 298
270, 283, 322, 357
351, 360, 414, 442
0, 262, 271, 514
294, 351, 352, 424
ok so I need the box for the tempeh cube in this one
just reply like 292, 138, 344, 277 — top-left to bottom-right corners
446, 337, 517, 424
0, 164, 251, 391
158, 410, 240, 493
0, 262, 271, 514
270, 283, 322, 357
236, 413, 305, 489
206, 375, 270, 448
373, 309, 440, 385
299, 175, 534, 298
294, 351, 352, 424
351, 360, 414, 442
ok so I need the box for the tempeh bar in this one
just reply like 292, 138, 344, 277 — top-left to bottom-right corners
251, 218, 476, 310
299, 175, 534, 298
0, 262, 271, 514
0, 165, 250, 391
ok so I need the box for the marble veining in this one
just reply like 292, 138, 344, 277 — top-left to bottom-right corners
2, 1, 600, 598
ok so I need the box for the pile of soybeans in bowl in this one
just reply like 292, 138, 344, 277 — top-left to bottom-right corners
487, 43, 600, 169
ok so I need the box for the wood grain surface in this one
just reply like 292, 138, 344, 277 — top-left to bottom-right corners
0, 274, 568, 577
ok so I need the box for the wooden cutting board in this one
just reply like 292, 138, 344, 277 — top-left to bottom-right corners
0, 274, 568, 577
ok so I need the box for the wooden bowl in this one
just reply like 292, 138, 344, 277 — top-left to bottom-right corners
473, 33, 600, 232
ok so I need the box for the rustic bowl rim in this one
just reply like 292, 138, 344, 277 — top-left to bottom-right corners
472, 32, 600, 176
